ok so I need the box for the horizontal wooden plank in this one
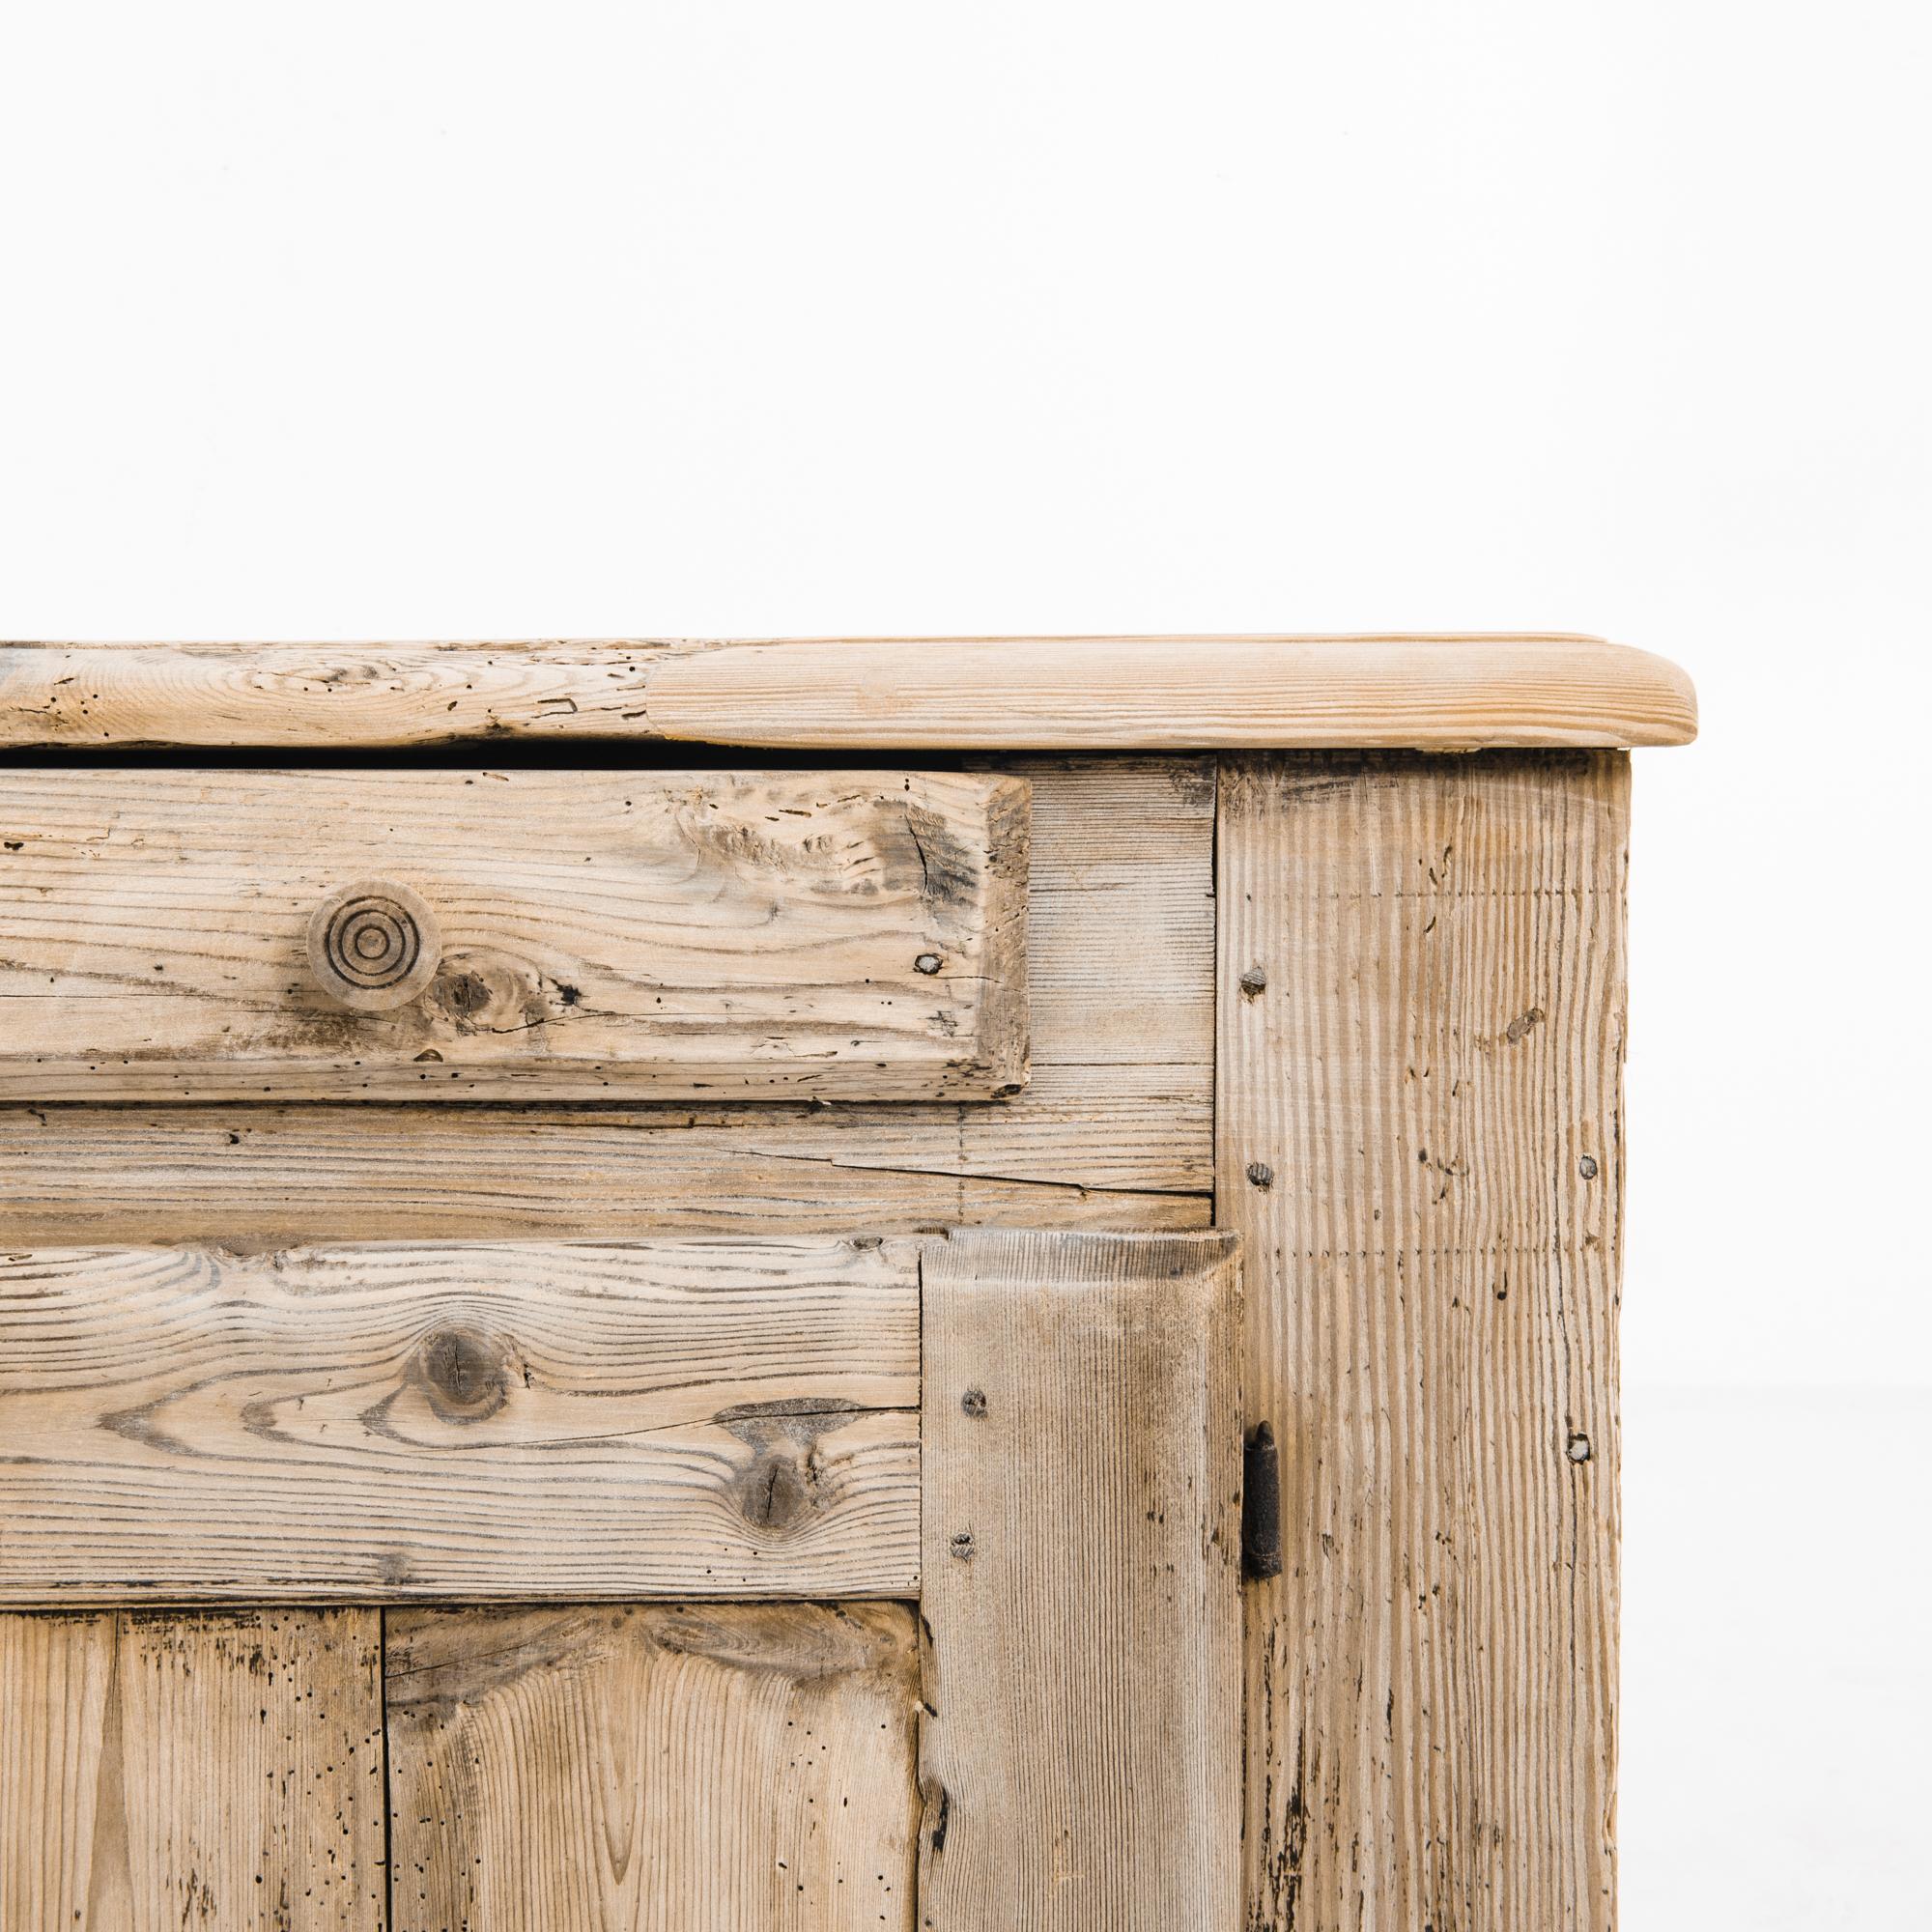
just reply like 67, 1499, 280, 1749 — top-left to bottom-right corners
0, 766, 1028, 1103
0, 1608, 385, 1929
0, 636, 1697, 750
1, 762, 1212, 1243
0, 1237, 921, 1604
0, 1087, 1209, 1244
388, 1602, 919, 1931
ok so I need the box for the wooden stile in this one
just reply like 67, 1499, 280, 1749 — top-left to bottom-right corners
0, 1608, 385, 1930
386, 1602, 920, 1932
918, 1229, 1243, 1930
1217, 751, 1627, 1931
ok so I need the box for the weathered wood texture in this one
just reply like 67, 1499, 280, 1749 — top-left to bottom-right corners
387, 1602, 918, 1932
2, 762, 1212, 1242
1217, 752, 1627, 1930
919, 1230, 1243, 1929
0, 767, 1028, 1102
0, 1237, 919, 1604
0, 637, 1697, 749
0, 1608, 384, 1928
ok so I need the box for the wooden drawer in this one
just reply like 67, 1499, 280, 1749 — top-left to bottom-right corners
0, 766, 1028, 1102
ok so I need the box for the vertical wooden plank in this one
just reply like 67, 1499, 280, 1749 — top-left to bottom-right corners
385, 1601, 919, 1932
919, 1229, 1243, 1929
0, 1614, 117, 1931
0, 1608, 386, 1929
1217, 752, 1627, 1930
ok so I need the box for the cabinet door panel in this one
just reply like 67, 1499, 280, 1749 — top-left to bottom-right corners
387, 1602, 918, 1932
0, 1608, 384, 1931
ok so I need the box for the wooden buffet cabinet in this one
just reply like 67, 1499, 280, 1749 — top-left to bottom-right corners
0, 636, 1695, 1930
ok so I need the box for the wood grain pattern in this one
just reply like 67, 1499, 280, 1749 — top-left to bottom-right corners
0, 637, 1697, 749
0, 767, 1028, 1102
0, 1237, 920, 1604
0, 1608, 384, 1928
1216, 752, 1627, 1930
919, 1230, 1243, 1929
387, 1602, 918, 1932
2, 762, 1212, 1242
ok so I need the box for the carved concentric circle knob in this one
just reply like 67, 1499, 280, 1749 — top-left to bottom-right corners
307, 879, 440, 1012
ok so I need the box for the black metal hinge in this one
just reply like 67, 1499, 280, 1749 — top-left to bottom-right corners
1241, 1420, 1282, 1580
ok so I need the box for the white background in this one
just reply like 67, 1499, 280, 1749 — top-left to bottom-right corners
3, 4, 1926, 1922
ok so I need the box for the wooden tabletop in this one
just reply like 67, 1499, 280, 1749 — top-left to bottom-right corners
0, 635, 1695, 752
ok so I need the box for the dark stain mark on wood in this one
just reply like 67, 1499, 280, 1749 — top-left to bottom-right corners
901, 802, 981, 909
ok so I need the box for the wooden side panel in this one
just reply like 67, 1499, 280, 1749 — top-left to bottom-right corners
918, 1230, 1242, 1929
0, 1608, 384, 1929
1217, 752, 1627, 1930
2, 761, 1214, 1243
0, 1238, 919, 1604
386, 1602, 918, 1932
0, 767, 1027, 1102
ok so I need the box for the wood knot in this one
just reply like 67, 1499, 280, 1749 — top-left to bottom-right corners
307, 879, 440, 1012
739, 1455, 812, 1530
433, 967, 497, 1022
716, 1400, 855, 1536
413, 1326, 509, 1424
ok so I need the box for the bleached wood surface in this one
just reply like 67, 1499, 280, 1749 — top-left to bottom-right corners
387, 1602, 918, 1932
0, 636, 1696, 749
0, 1608, 384, 1929
918, 1230, 1243, 1929
0, 767, 1027, 1102
2, 761, 1212, 1242
0, 1237, 921, 1603
1217, 751, 1626, 1930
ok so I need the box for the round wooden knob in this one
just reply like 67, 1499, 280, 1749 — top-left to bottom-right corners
307, 879, 440, 1012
